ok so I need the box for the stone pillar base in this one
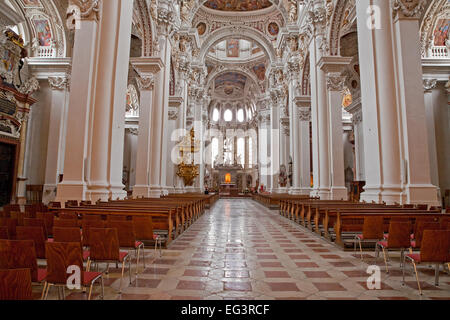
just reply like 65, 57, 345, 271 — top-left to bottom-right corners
42, 184, 57, 205
56, 182, 88, 206
86, 184, 110, 203
272, 187, 289, 194
132, 185, 151, 199
173, 187, 186, 194
110, 187, 127, 201
404, 184, 440, 207
317, 188, 331, 200
330, 187, 348, 200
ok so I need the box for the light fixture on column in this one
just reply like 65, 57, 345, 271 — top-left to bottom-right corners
176, 128, 200, 186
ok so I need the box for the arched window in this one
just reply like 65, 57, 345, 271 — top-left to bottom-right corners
237, 109, 244, 122
211, 137, 219, 168
212, 108, 220, 122
224, 109, 233, 122
237, 137, 245, 167
248, 108, 253, 120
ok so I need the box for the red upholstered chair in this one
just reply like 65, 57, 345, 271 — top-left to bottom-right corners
132, 216, 164, 258
44, 242, 103, 300
58, 212, 79, 220
354, 217, 384, 261
0, 239, 47, 298
81, 220, 106, 248
402, 230, 450, 295
410, 221, 441, 250
16, 226, 47, 259
24, 218, 48, 239
0, 268, 33, 300
0, 218, 18, 239
10, 212, 24, 226
376, 221, 411, 273
0, 226, 9, 240
54, 218, 79, 228
36, 213, 55, 238
106, 221, 145, 274
53, 227, 90, 264
88, 228, 130, 294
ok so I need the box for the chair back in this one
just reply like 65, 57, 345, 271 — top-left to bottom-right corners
420, 230, 450, 263
0, 240, 38, 282
23, 218, 48, 239
0, 226, 9, 240
106, 215, 128, 221
0, 218, 18, 239
16, 226, 46, 259
58, 212, 78, 220
107, 221, 136, 248
414, 222, 441, 248
387, 221, 411, 248
89, 228, 120, 261
45, 242, 84, 285
24, 205, 36, 218
65, 200, 78, 207
0, 269, 33, 300
53, 227, 82, 244
10, 212, 24, 226
362, 217, 384, 240
81, 214, 103, 221
132, 216, 155, 240
81, 220, 106, 247
36, 213, 55, 237
54, 218, 79, 228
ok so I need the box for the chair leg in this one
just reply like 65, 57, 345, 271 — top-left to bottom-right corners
62, 286, 65, 300
88, 284, 94, 300
128, 256, 132, 284
375, 244, 379, 265
101, 276, 104, 300
358, 239, 363, 261
434, 264, 440, 286
381, 247, 389, 273
135, 248, 140, 275
41, 282, 47, 300
142, 244, 146, 269
119, 260, 125, 294
44, 283, 51, 300
412, 261, 422, 295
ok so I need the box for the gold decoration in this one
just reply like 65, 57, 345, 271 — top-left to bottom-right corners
176, 128, 201, 187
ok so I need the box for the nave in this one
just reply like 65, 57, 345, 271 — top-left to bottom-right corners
31, 199, 450, 300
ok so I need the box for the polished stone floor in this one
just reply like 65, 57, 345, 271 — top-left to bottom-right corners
38, 199, 450, 300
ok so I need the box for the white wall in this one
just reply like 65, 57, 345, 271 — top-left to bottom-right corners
434, 83, 450, 197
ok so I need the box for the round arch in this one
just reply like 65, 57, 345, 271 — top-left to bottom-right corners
206, 68, 263, 96
199, 25, 277, 63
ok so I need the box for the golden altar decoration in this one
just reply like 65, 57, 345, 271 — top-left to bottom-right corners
176, 128, 201, 186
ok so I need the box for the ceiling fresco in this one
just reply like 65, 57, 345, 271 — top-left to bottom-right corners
215, 72, 247, 90
203, 0, 273, 12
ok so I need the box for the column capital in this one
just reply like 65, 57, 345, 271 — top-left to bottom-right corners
130, 57, 164, 76
326, 73, 346, 92
298, 107, 311, 122
48, 76, 70, 91
391, 0, 427, 20
423, 78, 437, 92
136, 74, 155, 91
68, 0, 101, 22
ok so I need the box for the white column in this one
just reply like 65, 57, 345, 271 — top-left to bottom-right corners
352, 109, 365, 181
423, 79, 440, 200
356, 0, 403, 204
258, 112, 270, 191
290, 99, 311, 195
318, 60, 351, 201
87, 0, 133, 202
269, 105, 280, 193
43, 76, 70, 204
56, 6, 100, 203
130, 59, 163, 198
392, 7, 439, 206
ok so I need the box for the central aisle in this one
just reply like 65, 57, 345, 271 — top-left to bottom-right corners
111, 199, 449, 300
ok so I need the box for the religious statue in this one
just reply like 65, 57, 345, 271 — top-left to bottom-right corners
278, 164, 288, 187
180, 0, 195, 23
150, 0, 158, 21
288, 0, 298, 23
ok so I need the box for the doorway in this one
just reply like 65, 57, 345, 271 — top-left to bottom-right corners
0, 142, 17, 207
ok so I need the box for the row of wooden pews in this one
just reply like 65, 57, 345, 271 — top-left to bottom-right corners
253, 194, 314, 210
273, 196, 448, 249
48, 194, 217, 244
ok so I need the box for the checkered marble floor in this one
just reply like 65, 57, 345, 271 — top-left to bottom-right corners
37, 199, 450, 300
